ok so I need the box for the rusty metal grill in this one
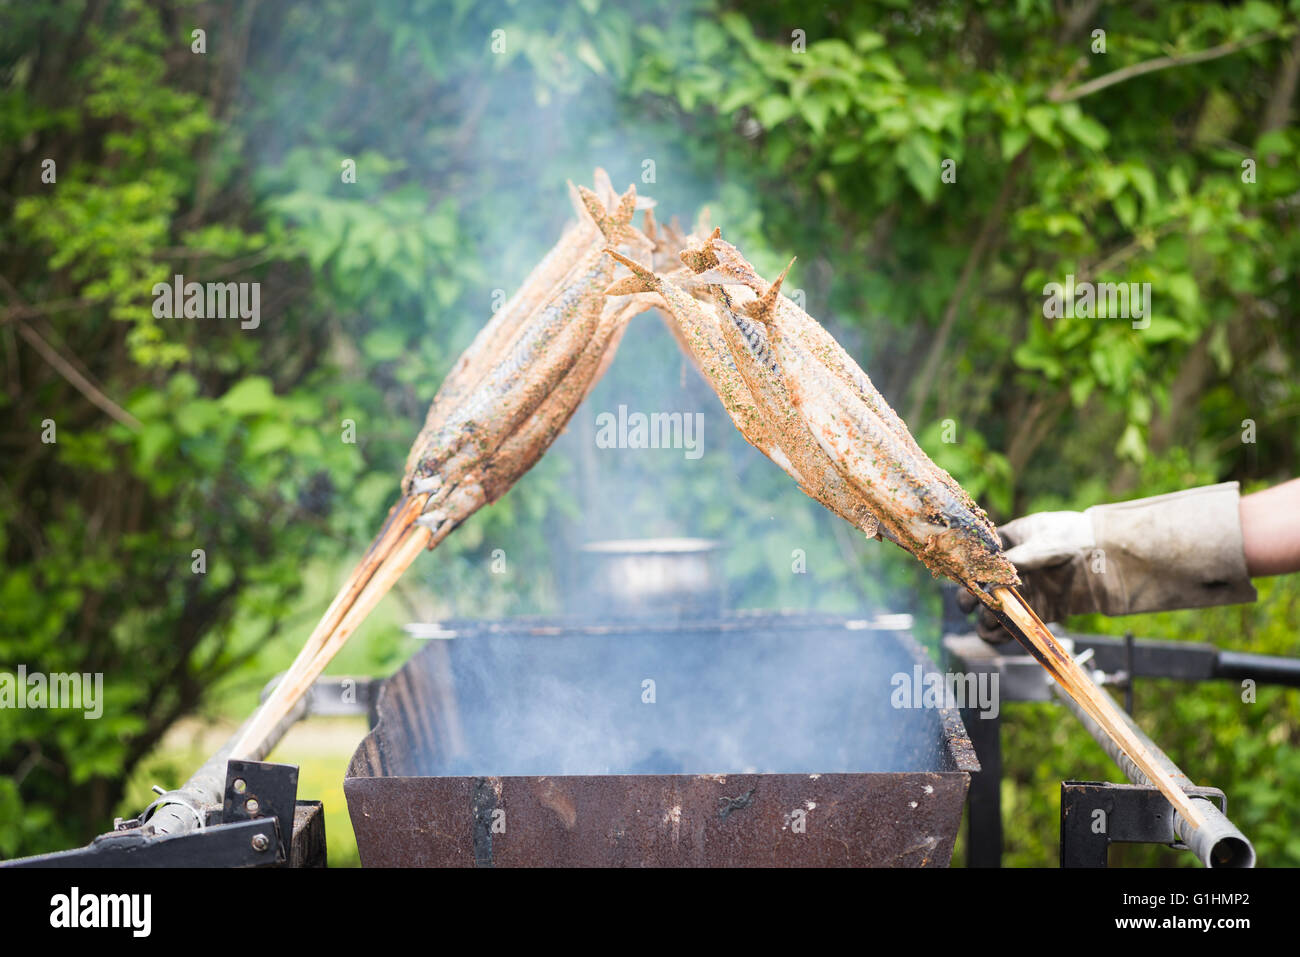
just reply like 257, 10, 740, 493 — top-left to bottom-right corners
345, 612, 978, 867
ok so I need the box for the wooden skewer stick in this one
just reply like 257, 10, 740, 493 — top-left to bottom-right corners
230, 500, 432, 760
989, 585, 1207, 831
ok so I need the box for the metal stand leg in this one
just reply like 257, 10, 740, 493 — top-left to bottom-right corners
963, 707, 1002, 867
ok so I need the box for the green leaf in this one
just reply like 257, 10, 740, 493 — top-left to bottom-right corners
136, 422, 172, 468
220, 376, 276, 416
1001, 126, 1030, 160
575, 39, 606, 75
1240, 0, 1281, 31
1126, 165, 1158, 210
1024, 106, 1059, 145
829, 140, 862, 164
802, 95, 830, 136
1113, 192, 1137, 229
247, 420, 295, 457
755, 95, 795, 129
853, 31, 885, 52
1255, 129, 1292, 157
895, 133, 941, 202
1059, 109, 1109, 151
1116, 422, 1146, 463
1165, 273, 1199, 311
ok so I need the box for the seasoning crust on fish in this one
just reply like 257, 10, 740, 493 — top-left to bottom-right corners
703, 239, 1017, 588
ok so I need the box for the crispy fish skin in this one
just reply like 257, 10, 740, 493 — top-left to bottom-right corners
480, 291, 656, 503
741, 266, 1017, 588
403, 184, 639, 503
406, 171, 651, 485
705, 275, 880, 538
686, 235, 994, 529
603, 247, 804, 484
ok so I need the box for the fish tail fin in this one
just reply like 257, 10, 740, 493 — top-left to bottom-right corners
566, 180, 589, 223
643, 206, 659, 244
604, 247, 658, 296
680, 226, 723, 274
578, 183, 639, 245
741, 257, 795, 327
592, 167, 616, 206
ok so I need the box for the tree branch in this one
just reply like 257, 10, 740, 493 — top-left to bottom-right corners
13, 321, 141, 430
1049, 33, 1276, 103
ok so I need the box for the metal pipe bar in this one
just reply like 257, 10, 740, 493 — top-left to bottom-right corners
1050, 676, 1255, 868
1065, 632, 1300, 688
1215, 649, 1300, 688
142, 692, 307, 839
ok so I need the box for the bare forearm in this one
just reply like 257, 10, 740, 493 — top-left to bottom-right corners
1240, 478, 1300, 577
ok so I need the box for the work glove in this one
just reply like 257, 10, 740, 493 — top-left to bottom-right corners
958, 482, 1257, 642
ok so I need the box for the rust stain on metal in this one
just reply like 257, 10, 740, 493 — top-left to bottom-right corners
535, 778, 577, 829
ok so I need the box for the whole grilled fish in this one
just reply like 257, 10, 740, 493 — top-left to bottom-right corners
404, 183, 642, 525
234, 176, 651, 758
722, 247, 1016, 588
685, 234, 991, 526
694, 258, 881, 538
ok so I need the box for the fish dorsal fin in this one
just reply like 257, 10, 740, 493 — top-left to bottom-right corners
576, 185, 609, 235
704, 238, 772, 293
741, 258, 795, 327
581, 184, 639, 243
611, 185, 638, 235
604, 247, 658, 296
567, 180, 592, 226
643, 207, 659, 245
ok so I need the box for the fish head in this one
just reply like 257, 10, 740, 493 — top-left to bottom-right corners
918, 491, 1019, 585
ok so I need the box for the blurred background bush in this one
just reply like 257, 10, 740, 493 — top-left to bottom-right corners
1, 0, 1297, 866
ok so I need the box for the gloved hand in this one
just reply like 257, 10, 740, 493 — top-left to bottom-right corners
958, 482, 1258, 642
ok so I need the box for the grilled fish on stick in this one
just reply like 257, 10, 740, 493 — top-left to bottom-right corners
231, 176, 650, 759
711, 237, 1208, 832
655, 234, 1014, 589
404, 184, 642, 502
605, 245, 879, 537
412, 169, 639, 450
680, 232, 882, 538
685, 235, 989, 524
